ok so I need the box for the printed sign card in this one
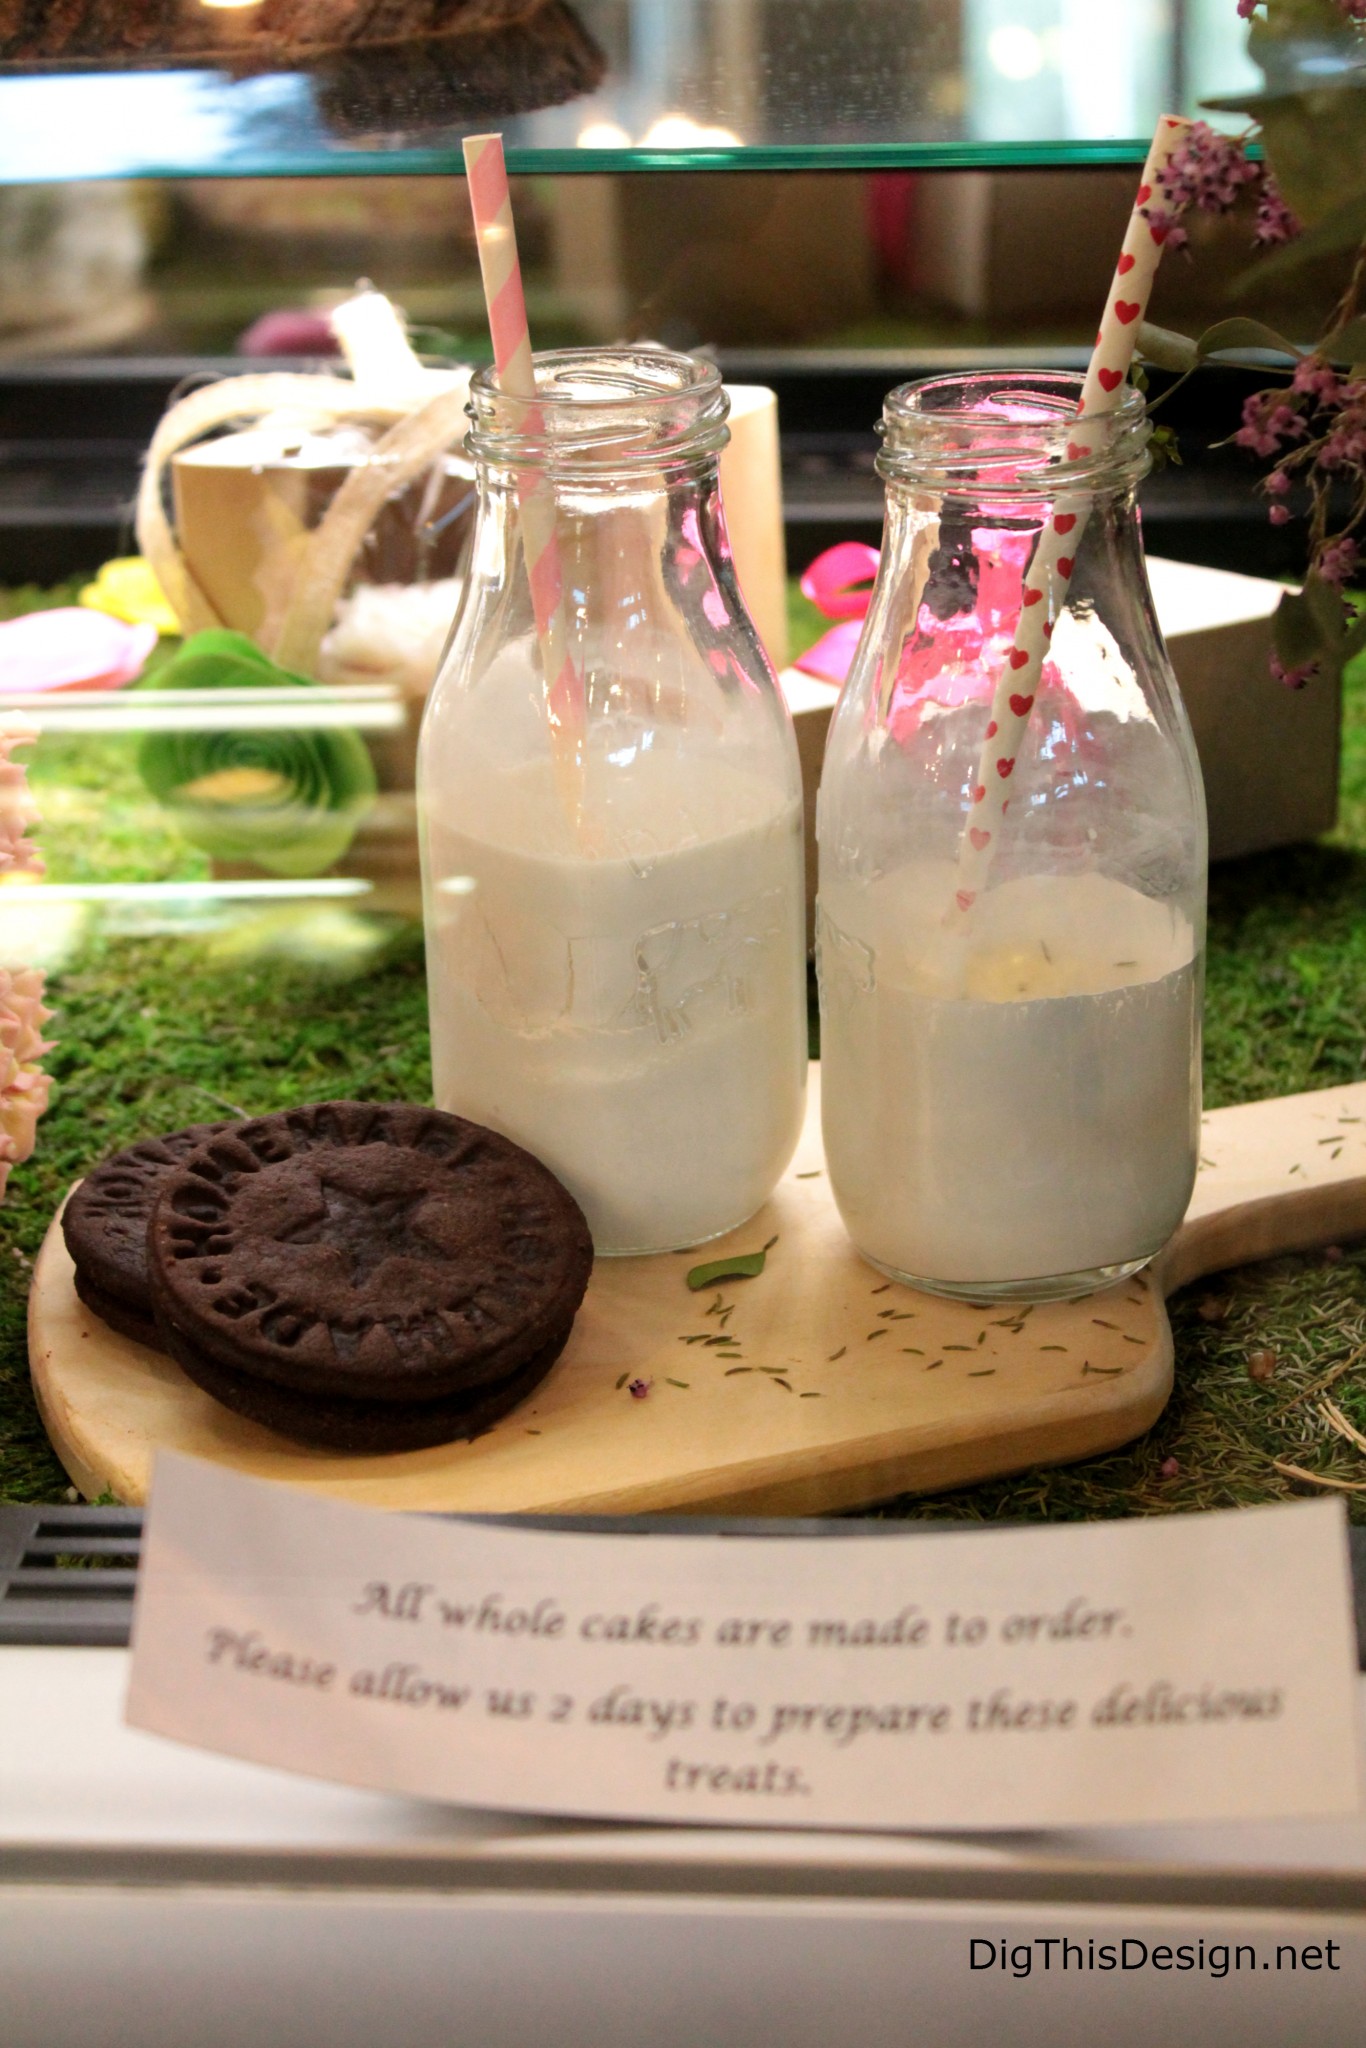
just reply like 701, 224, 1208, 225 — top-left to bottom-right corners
126, 1456, 1361, 1832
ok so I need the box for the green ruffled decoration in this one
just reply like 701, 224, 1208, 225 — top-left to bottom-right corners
139, 631, 377, 879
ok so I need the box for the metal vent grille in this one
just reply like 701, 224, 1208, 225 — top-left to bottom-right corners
0, 1504, 140, 1645
3, 1504, 1366, 1661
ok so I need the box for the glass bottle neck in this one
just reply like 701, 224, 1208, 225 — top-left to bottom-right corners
877, 370, 1151, 503
465, 345, 730, 492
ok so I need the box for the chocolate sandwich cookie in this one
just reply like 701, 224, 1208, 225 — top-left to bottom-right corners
147, 1101, 592, 1404
157, 1308, 569, 1454
62, 1122, 236, 1340
73, 1271, 159, 1350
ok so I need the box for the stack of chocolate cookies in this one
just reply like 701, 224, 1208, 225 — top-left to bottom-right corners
62, 1101, 592, 1454
61, 1121, 233, 1348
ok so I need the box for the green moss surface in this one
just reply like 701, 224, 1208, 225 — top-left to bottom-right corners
1, 582, 1364, 1517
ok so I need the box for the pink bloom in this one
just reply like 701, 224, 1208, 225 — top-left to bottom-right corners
1147, 116, 1300, 251
1236, 427, 1280, 457
1254, 178, 1300, 248
1267, 469, 1291, 495
1317, 538, 1360, 588
1269, 504, 1291, 525
1322, 433, 1363, 472
1236, 392, 1310, 456
1321, 400, 1366, 470
1139, 203, 1186, 252
1268, 404, 1308, 442
1155, 121, 1258, 226
1291, 357, 1341, 403
628, 1378, 651, 1400
1270, 655, 1320, 691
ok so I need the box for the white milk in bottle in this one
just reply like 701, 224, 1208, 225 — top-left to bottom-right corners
426, 748, 806, 1253
820, 867, 1200, 1288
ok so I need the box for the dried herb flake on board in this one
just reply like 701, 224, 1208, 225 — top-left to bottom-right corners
686, 1236, 778, 1290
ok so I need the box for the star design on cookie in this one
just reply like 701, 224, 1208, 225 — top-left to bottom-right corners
279, 1178, 436, 1287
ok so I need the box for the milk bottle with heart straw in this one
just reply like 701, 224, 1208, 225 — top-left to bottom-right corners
419, 345, 807, 1253
817, 365, 1206, 1300
819, 116, 1206, 1303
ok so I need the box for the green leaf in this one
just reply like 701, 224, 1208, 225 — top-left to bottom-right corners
1304, 571, 1349, 643
1138, 319, 1303, 426
1192, 317, 1306, 362
1323, 316, 1366, 365
1148, 425, 1183, 470
686, 1238, 777, 1290
1272, 578, 1361, 687
1272, 588, 1324, 670
1136, 322, 1199, 372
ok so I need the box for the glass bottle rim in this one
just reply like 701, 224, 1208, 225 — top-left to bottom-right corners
466, 345, 730, 476
877, 369, 1150, 496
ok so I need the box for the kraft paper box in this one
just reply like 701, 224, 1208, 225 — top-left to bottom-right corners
173, 385, 788, 673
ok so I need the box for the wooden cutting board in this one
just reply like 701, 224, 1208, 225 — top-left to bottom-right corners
28, 1070, 1366, 1516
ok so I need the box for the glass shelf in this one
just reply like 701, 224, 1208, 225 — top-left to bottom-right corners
0, 0, 1259, 184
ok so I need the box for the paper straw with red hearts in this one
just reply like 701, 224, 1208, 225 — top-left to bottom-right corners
462, 133, 585, 819
950, 114, 1193, 922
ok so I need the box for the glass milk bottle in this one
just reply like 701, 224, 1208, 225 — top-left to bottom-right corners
419, 348, 806, 1254
818, 373, 1206, 1301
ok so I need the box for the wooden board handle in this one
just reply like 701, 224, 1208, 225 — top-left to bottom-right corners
1160, 1080, 1366, 1296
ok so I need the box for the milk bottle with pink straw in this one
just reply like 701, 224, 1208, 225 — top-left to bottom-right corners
818, 119, 1207, 1301
419, 138, 806, 1255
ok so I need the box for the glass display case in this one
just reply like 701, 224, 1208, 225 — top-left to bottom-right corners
0, 0, 1357, 1532
5, 19, 1366, 2030
0, 1, 1259, 181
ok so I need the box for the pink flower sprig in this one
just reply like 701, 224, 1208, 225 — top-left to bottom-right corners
1210, 1, 1366, 683
1233, 387, 1312, 461
1233, 360, 1366, 661
1319, 536, 1362, 581
0, 727, 53, 1200
1145, 120, 1299, 253
1254, 180, 1302, 248
1270, 653, 1321, 690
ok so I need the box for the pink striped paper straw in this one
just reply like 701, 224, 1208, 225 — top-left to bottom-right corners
950, 115, 1193, 920
462, 133, 585, 814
